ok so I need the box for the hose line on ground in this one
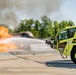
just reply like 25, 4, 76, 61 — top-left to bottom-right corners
9, 52, 43, 64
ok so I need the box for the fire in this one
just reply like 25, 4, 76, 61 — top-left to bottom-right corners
0, 26, 12, 39
0, 26, 17, 52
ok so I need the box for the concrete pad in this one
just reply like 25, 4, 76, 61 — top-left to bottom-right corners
0, 52, 76, 75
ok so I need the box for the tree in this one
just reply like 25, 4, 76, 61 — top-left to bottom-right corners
68, 20, 75, 26
14, 19, 34, 33
39, 15, 52, 38
14, 16, 75, 39
31, 20, 41, 38
52, 21, 59, 38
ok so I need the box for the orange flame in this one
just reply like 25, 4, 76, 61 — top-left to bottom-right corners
0, 26, 17, 52
0, 26, 12, 39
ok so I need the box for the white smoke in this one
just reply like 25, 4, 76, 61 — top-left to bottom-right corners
0, 0, 63, 28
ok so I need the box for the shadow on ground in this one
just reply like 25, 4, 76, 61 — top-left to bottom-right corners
44, 60, 76, 69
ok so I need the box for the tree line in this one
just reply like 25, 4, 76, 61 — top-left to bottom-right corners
13, 15, 75, 39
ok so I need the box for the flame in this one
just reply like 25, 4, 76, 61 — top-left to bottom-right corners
0, 26, 12, 39
0, 26, 17, 52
